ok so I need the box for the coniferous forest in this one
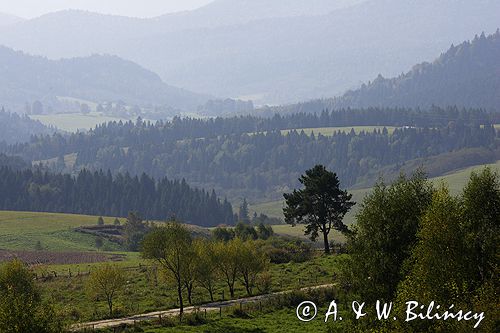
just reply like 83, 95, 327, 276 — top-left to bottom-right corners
0, 166, 235, 226
5, 107, 499, 200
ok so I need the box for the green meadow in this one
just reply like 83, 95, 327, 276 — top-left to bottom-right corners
0, 211, 123, 251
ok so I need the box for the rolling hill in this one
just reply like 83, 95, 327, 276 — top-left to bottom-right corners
330, 30, 500, 109
0, 46, 209, 113
0, 0, 499, 105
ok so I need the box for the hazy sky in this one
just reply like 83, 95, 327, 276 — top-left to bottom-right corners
0, 0, 214, 19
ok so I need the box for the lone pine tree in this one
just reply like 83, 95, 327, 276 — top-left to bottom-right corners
283, 165, 354, 254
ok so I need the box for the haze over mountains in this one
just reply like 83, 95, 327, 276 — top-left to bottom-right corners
0, 46, 209, 113
1, 0, 499, 105
271, 30, 500, 114
0, 12, 23, 26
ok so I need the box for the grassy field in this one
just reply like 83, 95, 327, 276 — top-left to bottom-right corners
0, 211, 124, 251
30, 112, 128, 132
433, 160, 500, 193
125, 308, 331, 333
38, 254, 340, 323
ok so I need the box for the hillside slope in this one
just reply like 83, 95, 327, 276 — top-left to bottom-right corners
0, 46, 208, 112
0, 109, 52, 144
332, 30, 500, 109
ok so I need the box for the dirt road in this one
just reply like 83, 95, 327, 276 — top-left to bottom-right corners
71, 283, 334, 330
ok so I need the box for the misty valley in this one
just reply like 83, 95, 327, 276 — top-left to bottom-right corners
0, 1, 498, 332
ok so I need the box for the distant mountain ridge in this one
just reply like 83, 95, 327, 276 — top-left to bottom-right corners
0, 46, 209, 112
1, 0, 499, 105
154, 0, 365, 30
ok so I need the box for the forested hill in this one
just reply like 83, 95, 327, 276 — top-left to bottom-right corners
0, 46, 209, 113
0, 108, 52, 144
333, 30, 500, 109
6, 107, 500, 200
0, 167, 235, 227
269, 30, 500, 115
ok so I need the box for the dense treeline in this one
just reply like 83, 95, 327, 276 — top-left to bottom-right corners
7, 107, 497, 159
4, 107, 500, 199
342, 168, 499, 332
0, 167, 235, 227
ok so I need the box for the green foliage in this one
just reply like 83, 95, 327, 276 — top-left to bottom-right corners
260, 237, 313, 264
284, 165, 354, 253
255, 271, 273, 294
141, 223, 194, 314
256, 223, 274, 240
394, 168, 500, 332
235, 222, 258, 241
213, 239, 241, 298
212, 227, 235, 242
461, 168, 500, 288
237, 241, 269, 296
213, 223, 274, 242
347, 171, 434, 302
194, 240, 219, 301
86, 264, 126, 317
0, 260, 63, 333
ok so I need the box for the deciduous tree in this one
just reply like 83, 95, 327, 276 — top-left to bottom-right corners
86, 264, 126, 317
141, 223, 193, 315
0, 260, 63, 332
214, 239, 241, 298
347, 171, 433, 302
194, 239, 219, 302
237, 240, 268, 296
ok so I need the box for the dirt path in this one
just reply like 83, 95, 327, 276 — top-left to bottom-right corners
71, 283, 334, 330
